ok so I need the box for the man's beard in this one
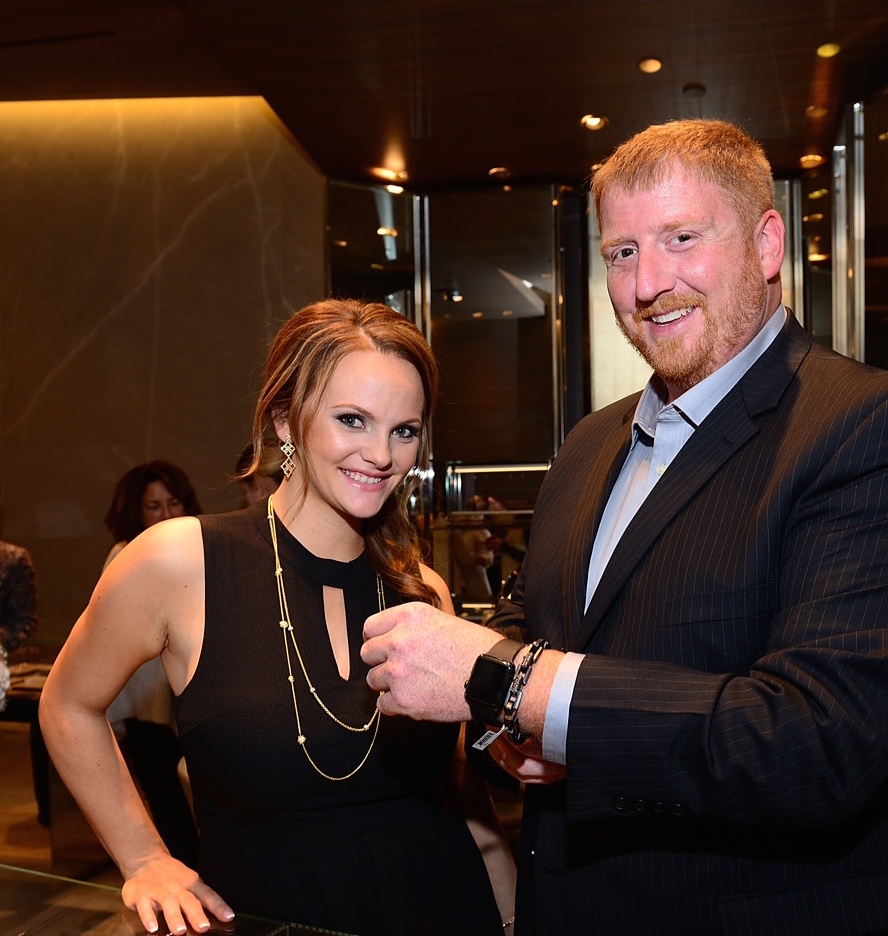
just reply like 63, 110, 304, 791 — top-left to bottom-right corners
618, 248, 768, 394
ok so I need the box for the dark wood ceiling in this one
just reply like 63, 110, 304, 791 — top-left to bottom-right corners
2, 0, 888, 190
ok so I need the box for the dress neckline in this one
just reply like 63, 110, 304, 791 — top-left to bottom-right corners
249, 498, 374, 590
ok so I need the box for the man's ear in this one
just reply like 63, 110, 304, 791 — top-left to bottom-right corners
756, 209, 785, 281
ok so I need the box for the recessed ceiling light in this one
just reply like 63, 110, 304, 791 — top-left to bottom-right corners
878, 131, 888, 142
802, 213, 824, 223
370, 166, 408, 182
807, 188, 830, 200
581, 114, 608, 131
800, 154, 825, 170
488, 166, 511, 179
816, 43, 841, 58
376, 226, 398, 237
385, 184, 404, 194
638, 57, 662, 74
806, 104, 829, 119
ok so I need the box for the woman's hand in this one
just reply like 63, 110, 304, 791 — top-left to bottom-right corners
120, 855, 235, 935
488, 735, 566, 785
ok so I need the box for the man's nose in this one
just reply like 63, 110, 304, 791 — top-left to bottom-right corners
635, 249, 675, 303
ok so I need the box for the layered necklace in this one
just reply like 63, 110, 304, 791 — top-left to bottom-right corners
267, 494, 383, 781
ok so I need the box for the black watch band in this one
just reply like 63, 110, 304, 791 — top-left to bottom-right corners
464, 638, 525, 725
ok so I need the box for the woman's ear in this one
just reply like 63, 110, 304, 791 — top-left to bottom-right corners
272, 412, 290, 443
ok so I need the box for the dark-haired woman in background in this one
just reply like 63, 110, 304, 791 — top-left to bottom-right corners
102, 458, 202, 866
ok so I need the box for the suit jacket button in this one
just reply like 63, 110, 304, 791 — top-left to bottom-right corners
632, 799, 649, 813
651, 801, 667, 814
670, 802, 688, 816
612, 797, 628, 812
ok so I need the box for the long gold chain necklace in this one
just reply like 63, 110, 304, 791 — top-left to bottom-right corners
267, 494, 383, 781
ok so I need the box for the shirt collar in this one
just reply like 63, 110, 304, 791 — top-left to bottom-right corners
633, 304, 787, 436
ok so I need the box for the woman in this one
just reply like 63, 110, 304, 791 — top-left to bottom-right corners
103, 460, 202, 569
40, 299, 511, 936
103, 459, 203, 867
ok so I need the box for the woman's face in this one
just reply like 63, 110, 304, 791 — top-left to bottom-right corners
140, 480, 186, 528
291, 349, 424, 526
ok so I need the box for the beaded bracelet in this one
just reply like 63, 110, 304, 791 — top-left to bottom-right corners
501, 638, 548, 744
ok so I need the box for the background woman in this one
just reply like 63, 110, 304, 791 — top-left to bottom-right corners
40, 299, 512, 936
102, 459, 203, 866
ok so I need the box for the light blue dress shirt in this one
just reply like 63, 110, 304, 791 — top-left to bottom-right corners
541, 306, 788, 763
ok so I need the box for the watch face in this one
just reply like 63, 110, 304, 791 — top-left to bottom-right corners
465, 655, 514, 712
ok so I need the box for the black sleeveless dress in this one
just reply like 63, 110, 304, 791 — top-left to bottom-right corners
173, 501, 502, 935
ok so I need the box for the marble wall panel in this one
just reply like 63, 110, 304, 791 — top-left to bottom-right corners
0, 97, 326, 644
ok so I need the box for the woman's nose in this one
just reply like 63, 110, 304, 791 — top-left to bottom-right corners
362, 434, 393, 468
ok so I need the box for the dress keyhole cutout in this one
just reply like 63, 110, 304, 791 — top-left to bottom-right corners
322, 585, 349, 680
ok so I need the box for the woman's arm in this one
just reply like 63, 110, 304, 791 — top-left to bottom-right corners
39, 517, 233, 935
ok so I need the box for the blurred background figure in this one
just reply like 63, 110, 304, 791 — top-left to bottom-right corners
103, 459, 201, 865
234, 441, 284, 507
0, 538, 38, 668
1, 506, 47, 823
103, 460, 202, 569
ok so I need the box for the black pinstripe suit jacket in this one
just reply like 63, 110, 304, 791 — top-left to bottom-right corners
489, 315, 888, 935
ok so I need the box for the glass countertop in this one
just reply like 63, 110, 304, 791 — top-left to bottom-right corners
0, 863, 357, 936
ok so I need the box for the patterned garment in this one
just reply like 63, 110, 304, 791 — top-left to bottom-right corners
0, 540, 37, 653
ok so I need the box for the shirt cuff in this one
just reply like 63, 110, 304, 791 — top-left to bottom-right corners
541, 651, 584, 764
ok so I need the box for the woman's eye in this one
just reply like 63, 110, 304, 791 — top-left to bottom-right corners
338, 414, 363, 428
393, 426, 419, 441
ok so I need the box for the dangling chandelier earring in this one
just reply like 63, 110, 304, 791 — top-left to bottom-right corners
280, 434, 296, 479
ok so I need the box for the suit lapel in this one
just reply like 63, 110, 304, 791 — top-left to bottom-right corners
573, 314, 812, 650
560, 407, 634, 648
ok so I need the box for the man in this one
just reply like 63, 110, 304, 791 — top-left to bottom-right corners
362, 119, 888, 935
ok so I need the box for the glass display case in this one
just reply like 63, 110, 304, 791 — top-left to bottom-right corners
432, 463, 549, 619
0, 863, 357, 936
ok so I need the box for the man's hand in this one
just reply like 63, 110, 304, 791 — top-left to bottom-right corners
362, 602, 501, 721
488, 735, 567, 785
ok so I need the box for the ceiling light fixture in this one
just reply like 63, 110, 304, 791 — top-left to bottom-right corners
799, 154, 825, 170
816, 42, 841, 58
488, 166, 511, 180
806, 104, 829, 119
637, 57, 662, 74
581, 114, 608, 131
376, 226, 398, 237
370, 166, 408, 182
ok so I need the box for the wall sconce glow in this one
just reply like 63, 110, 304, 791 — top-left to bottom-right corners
442, 290, 463, 302
807, 188, 829, 200
332, 239, 348, 247
385, 184, 404, 194
878, 131, 888, 142
472, 311, 484, 319
799, 154, 825, 170
581, 114, 608, 131
637, 58, 662, 74
806, 104, 829, 119
376, 226, 398, 237
488, 167, 511, 179
816, 43, 841, 58
802, 214, 824, 223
